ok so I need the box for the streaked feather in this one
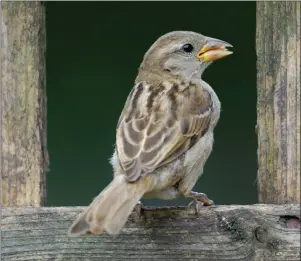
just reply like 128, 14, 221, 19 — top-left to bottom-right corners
116, 80, 213, 182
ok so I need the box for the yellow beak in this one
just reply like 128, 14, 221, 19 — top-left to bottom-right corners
197, 37, 233, 62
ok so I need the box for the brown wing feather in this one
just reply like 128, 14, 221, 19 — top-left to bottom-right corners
116, 81, 213, 182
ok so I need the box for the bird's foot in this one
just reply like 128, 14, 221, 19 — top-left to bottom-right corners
186, 191, 214, 214
188, 191, 214, 206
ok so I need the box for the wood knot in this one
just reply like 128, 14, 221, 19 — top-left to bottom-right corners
254, 227, 268, 243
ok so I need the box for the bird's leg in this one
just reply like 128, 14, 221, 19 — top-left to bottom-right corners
176, 176, 214, 211
186, 191, 214, 206
185, 191, 215, 214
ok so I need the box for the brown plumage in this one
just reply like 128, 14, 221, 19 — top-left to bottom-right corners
68, 31, 233, 236
117, 80, 212, 182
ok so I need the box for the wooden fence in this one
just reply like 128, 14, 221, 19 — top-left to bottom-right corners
1, 2, 300, 260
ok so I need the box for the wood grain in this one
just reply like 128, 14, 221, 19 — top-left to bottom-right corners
256, 2, 300, 203
1, 205, 300, 260
0, 2, 48, 206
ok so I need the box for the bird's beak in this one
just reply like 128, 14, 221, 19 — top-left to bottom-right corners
197, 37, 233, 62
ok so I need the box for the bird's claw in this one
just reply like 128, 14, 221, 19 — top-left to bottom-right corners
186, 191, 215, 214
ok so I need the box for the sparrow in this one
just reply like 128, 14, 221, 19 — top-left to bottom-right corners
68, 31, 233, 236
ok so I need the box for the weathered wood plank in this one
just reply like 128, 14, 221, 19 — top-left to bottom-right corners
0, 2, 48, 206
1, 205, 300, 260
256, 2, 300, 203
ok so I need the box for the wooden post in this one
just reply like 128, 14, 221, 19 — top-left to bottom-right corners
0, 1, 48, 207
256, 2, 300, 204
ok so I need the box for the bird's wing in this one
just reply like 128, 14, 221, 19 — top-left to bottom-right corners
116, 81, 213, 182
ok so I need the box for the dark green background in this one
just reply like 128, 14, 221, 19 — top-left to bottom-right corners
46, 2, 257, 207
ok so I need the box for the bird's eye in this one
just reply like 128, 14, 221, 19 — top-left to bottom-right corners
182, 43, 194, 53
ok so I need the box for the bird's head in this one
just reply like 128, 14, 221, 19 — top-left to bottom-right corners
137, 31, 233, 82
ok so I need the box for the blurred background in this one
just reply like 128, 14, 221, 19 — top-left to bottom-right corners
45, 2, 257, 207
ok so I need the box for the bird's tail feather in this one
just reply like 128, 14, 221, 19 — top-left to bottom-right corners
68, 175, 148, 236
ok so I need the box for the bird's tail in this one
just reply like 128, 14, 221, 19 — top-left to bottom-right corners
68, 175, 149, 236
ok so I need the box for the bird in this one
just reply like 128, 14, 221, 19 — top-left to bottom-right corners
68, 30, 233, 237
